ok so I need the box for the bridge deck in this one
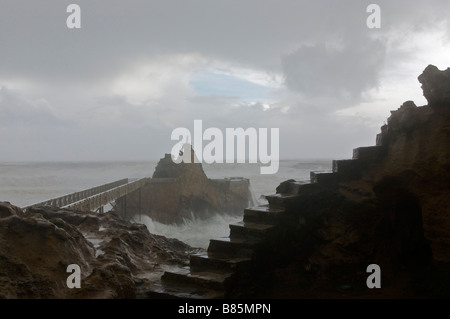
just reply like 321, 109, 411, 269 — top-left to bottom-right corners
23, 177, 177, 212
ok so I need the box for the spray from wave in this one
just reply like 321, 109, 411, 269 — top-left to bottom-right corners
131, 179, 261, 249
132, 212, 244, 249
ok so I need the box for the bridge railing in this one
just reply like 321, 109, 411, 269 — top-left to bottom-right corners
148, 178, 178, 183
22, 177, 179, 212
66, 177, 151, 212
23, 178, 129, 210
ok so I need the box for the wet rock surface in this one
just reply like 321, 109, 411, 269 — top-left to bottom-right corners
0, 202, 200, 298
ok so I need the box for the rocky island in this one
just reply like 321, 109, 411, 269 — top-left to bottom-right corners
115, 146, 255, 224
0, 65, 449, 298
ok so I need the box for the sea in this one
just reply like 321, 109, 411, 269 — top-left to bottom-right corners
0, 160, 332, 249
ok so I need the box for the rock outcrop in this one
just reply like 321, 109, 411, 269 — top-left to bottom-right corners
418, 64, 450, 107
0, 202, 199, 298
116, 146, 254, 224
267, 65, 450, 297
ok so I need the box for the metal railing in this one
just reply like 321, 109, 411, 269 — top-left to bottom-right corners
22, 177, 179, 212
23, 178, 129, 210
66, 178, 151, 212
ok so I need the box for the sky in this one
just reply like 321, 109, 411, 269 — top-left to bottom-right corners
0, 0, 449, 162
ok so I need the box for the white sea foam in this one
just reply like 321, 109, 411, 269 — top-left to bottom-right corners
132, 213, 244, 249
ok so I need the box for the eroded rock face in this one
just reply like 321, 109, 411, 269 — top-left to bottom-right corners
270, 65, 450, 297
0, 202, 198, 298
418, 64, 450, 107
320, 65, 450, 269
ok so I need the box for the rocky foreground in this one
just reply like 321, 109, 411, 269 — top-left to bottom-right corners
0, 203, 200, 298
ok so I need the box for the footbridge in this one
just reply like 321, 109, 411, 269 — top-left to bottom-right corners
23, 177, 177, 213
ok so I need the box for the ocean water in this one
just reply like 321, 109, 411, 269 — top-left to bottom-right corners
0, 159, 332, 248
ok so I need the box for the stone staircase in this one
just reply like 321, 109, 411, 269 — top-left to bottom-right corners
310, 146, 386, 185
140, 145, 386, 299
141, 204, 288, 298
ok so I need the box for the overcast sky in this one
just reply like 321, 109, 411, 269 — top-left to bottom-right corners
0, 0, 449, 162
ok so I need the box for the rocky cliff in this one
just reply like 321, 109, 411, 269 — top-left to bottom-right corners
268, 65, 450, 297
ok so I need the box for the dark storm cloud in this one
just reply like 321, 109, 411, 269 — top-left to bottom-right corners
1, 1, 448, 86
0, 1, 373, 81
281, 38, 386, 99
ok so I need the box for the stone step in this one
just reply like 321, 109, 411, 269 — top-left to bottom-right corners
190, 251, 252, 273
332, 159, 359, 173
229, 221, 277, 239
140, 278, 225, 299
208, 236, 262, 257
275, 179, 309, 194
352, 145, 386, 161
310, 170, 339, 185
265, 193, 299, 208
332, 159, 363, 181
243, 205, 286, 224
288, 180, 309, 194
162, 266, 234, 291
